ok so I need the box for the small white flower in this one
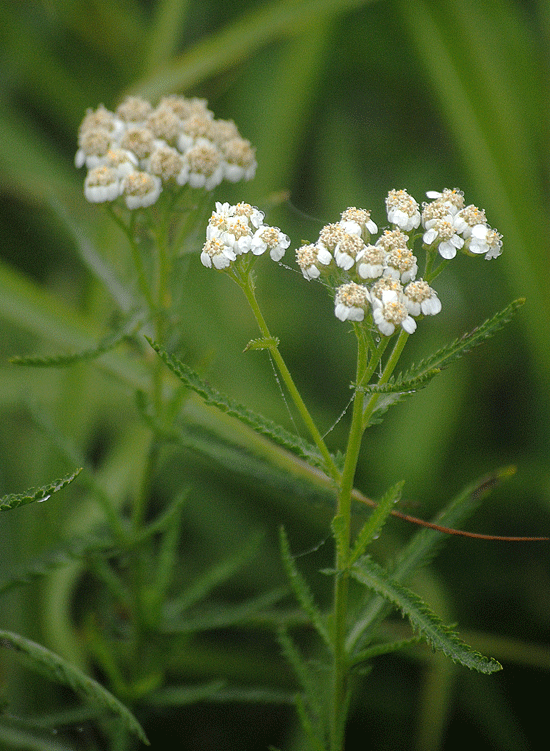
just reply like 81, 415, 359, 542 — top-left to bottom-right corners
200, 237, 236, 269
121, 171, 162, 209
220, 137, 257, 182
467, 224, 503, 259
384, 247, 418, 283
404, 280, 442, 316
120, 127, 156, 159
250, 226, 290, 261
356, 244, 386, 280
296, 243, 333, 280
177, 113, 214, 152
372, 290, 416, 336
84, 166, 121, 203
340, 207, 378, 240
234, 202, 265, 229
101, 148, 139, 178
147, 145, 184, 181
317, 223, 347, 256
334, 233, 366, 270
375, 228, 409, 253
217, 216, 253, 255
423, 217, 464, 259
453, 204, 487, 238
425, 188, 464, 215
370, 276, 404, 301
385, 189, 420, 231
116, 96, 153, 124
75, 127, 112, 169
334, 282, 370, 322
177, 138, 224, 190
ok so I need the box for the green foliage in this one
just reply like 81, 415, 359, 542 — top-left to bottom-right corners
279, 527, 332, 651
9, 310, 143, 368
0, 469, 82, 513
1, 0, 549, 749
147, 337, 323, 464
349, 557, 502, 674
0, 631, 149, 745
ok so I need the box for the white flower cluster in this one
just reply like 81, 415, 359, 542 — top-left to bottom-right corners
76, 96, 257, 209
201, 202, 290, 269
422, 188, 503, 260
295, 188, 502, 335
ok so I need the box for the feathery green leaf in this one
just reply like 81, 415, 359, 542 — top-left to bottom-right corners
147, 338, 321, 463
349, 481, 404, 565
9, 310, 143, 368
350, 557, 502, 673
400, 298, 525, 381
0, 469, 82, 512
357, 369, 440, 395
279, 527, 332, 651
0, 631, 149, 744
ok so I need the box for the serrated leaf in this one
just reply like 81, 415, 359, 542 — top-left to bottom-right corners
279, 527, 332, 651
147, 338, 321, 463
0, 631, 149, 744
350, 557, 502, 674
347, 467, 516, 653
401, 298, 525, 382
0, 469, 82, 512
9, 310, 143, 368
357, 369, 440, 395
349, 481, 404, 565
276, 626, 323, 721
366, 300, 524, 427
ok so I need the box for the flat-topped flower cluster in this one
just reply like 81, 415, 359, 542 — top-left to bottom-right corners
295, 188, 502, 335
201, 189, 503, 337
201, 201, 290, 269
76, 95, 257, 208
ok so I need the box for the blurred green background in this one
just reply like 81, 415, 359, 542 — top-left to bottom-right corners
1, 0, 549, 749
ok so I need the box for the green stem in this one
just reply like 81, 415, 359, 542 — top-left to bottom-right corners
105, 205, 156, 313
329, 329, 369, 751
237, 271, 340, 483
362, 329, 410, 431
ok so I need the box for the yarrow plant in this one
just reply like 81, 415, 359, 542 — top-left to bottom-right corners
195, 188, 533, 751
5, 93, 540, 751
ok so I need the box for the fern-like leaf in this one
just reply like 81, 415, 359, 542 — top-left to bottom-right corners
147, 338, 321, 464
349, 482, 404, 566
357, 369, 440, 395
0, 469, 82, 512
9, 310, 143, 368
279, 527, 332, 651
350, 557, 502, 674
400, 298, 525, 383
0, 630, 149, 744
